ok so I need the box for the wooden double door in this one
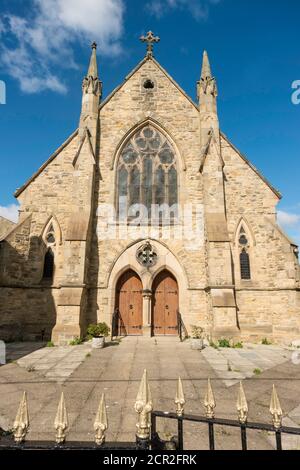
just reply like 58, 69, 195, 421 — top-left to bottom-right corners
152, 270, 179, 336
115, 269, 179, 336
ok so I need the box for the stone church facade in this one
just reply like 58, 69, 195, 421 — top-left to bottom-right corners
0, 35, 299, 345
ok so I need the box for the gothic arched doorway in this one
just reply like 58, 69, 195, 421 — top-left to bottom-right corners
152, 270, 179, 336
115, 269, 143, 335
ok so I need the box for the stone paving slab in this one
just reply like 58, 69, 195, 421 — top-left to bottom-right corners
201, 345, 293, 387
14, 343, 92, 383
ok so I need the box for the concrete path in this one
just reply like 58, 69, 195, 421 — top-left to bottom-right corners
0, 337, 300, 450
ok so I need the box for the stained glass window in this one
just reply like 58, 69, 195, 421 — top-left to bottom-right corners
117, 125, 178, 223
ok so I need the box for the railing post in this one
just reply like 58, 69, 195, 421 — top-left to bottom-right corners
237, 382, 248, 451
135, 370, 152, 450
204, 379, 216, 450
175, 377, 185, 450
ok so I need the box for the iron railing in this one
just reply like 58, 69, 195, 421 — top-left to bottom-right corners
111, 308, 121, 338
1, 370, 299, 451
151, 411, 300, 451
177, 310, 188, 342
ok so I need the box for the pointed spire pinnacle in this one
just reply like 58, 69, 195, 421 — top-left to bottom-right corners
201, 50, 212, 79
237, 382, 248, 424
82, 42, 102, 97
175, 377, 186, 417
198, 50, 218, 102
13, 391, 29, 443
94, 393, 108, 446
204, 379, 216, 419
135, 369, 153, 440
270, 385, 283, 430
87, 41, 98, 78
54, 392, 69, 444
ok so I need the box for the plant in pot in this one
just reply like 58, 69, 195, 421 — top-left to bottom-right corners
87, 323, 110, 349
190, 325, 205, 350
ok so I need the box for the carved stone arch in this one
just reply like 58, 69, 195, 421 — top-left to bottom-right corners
234, 217, 255, 247
111, 116, 186, 172
42, 215, 62, 247
106, 238, 190, 335
105, 238, 190, 290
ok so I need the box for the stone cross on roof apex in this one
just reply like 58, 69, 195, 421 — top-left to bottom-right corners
140, 31, 160, 58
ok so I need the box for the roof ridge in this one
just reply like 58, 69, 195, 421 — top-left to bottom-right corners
221, 131, 282, 199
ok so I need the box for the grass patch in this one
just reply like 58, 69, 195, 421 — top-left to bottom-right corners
46, 341, 55, 347
218, 338, 231, 348
262, 338, 272, 345
69, 337, 84, 346
253, 368, 262, 376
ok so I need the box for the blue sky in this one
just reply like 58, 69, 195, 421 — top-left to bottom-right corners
0, 0, 299, 242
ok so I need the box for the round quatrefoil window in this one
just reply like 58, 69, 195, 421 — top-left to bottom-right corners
136, 242, 158, 267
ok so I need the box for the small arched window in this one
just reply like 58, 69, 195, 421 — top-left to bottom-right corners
42, 218, 59, 283
238, 226, 251, 280
43, 248, 54, 281
117, 125, 178, 223
240, 249, 251, 280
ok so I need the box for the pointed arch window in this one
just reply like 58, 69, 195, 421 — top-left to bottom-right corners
43, 248, 54, 280
117, 125, 178, 223
42, 219, 59, 283
238, 226, 251, 280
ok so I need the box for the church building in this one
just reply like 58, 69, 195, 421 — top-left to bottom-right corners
0, 33, 299, 345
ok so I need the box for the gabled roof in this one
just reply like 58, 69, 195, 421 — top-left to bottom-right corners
15, 130, 78, 198
221, 131, 282, 199
13, 54, 281, 203
100, 55, 198, 111
0, 215, 17, 225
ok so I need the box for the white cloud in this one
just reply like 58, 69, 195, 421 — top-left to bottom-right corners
277, 210, 300, 227
0, 204, 19, 223
0, 0, 125, 94
146, 0, 221, 20
278, 209, 300, 247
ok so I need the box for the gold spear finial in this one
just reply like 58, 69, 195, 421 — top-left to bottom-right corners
135, 369, 153, 440
175, 377, 186, 417
237, 382, 248, 424
13, 391, 29, 443
54, 392, 69, 444
270, 385, 283, 430
204, 379, 216, 419
94, 394, 108, 446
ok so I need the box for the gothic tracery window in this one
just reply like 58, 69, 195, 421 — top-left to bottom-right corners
117, 125, 178, 223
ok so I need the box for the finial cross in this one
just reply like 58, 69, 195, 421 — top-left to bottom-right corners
140, 31, 160, 57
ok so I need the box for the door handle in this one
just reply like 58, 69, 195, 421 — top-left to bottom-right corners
129, 304, 133, 310
165, 305, 169, 309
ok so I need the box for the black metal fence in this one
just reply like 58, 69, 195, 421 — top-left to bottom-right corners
151, 410, 300, 451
